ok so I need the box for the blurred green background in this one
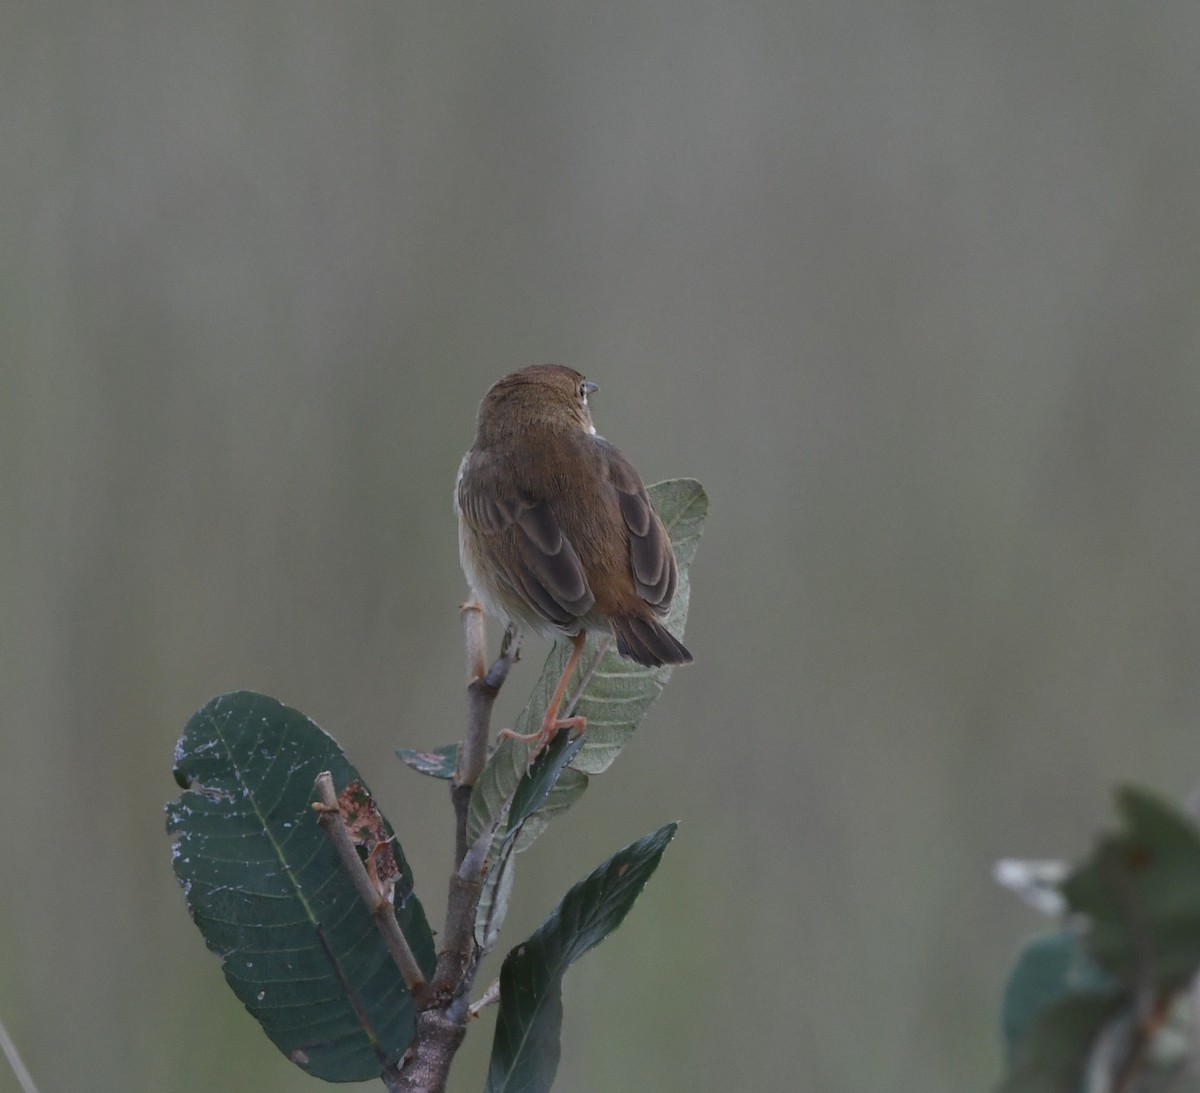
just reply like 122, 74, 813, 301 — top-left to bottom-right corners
4, 3, 1200, 1091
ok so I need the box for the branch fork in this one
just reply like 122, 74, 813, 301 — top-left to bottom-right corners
314, 604, 522, 1092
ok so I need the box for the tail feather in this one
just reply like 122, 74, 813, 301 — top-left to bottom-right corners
612, 615, 693, 667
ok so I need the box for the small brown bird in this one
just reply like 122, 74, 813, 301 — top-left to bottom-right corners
456, 364, 692, 751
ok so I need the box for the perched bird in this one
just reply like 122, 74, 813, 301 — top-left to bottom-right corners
456, 364, 692, 751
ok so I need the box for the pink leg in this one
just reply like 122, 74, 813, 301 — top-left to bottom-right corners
498, 633, 588, 755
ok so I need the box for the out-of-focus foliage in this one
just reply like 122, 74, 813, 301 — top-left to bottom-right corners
999, 789, 1200, 1091
1062, 790, 1200, 990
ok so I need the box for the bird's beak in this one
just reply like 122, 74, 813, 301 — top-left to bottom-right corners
582, 381, 599, 396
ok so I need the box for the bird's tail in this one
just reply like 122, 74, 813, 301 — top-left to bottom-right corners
611, 614, 693, 667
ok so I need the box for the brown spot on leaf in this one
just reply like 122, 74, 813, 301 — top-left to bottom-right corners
1126, 845, 1153, 871
336, 780, 400, 902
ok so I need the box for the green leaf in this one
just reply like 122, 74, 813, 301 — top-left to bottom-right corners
508, 729, 587, 833
1061, 786, 1200, 989
485, 822, 678, 1093
397, 743, 459, 779
996, 787, 1200, 1092
468, 479, 707, 849
1001, 931, 1115, 1055
996, 990, 1125, 1093
507, 768, 589, 854
166, 691, 436, 1083
475, 732, 588, 954
475, 839, 519, 955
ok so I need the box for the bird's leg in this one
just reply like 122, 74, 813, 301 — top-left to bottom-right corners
537, 631, 588, 739
498, 632, 588, 755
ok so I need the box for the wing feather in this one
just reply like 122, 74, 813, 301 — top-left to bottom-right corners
458, 454, 595, 627
599, 440, 678, 613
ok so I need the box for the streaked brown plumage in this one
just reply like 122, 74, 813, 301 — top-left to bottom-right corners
456, 364, 691, 748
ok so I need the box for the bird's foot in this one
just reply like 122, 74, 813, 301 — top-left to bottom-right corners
498, 714, 587, 759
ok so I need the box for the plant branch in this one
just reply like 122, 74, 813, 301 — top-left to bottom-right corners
454, 606, 519, 867
459, 606, 520, 790
468, 979, 501, 1020
1101, 840, 1170, 1093
432, 620, 522, 1000
313, 772, 430, 1007
392, 1011, 468, 1092
1113, 989, 1173, 1093
458, 600, 490, 793
0, 1014, 39, 1093
344, 607, 530, 1089
399, 610, 523, 1091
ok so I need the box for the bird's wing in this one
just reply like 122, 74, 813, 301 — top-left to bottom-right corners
596, 439, 678, 613
458, 453, 595, 626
